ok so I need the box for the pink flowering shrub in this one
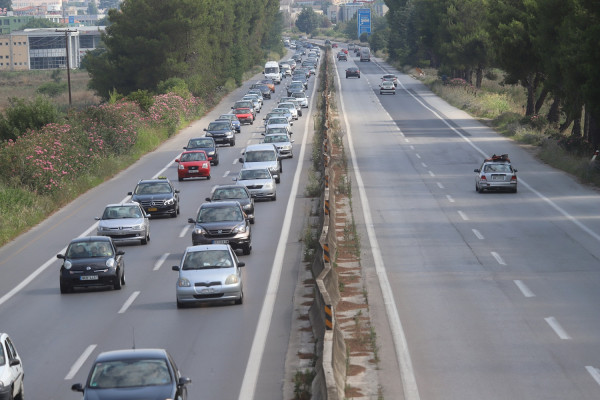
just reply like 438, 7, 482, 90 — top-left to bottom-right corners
0, 92, 203, 194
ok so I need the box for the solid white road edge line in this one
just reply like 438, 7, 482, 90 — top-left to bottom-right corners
118, 291, 140, 314
397, 79, 600, 244
336, 56, 422, 400
237, 74, 314, 400
65, 344, 96, 380
545, 316, 572, 340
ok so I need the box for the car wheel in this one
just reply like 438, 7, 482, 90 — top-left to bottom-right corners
16, 379, 24, 400
242, 244, 252, 255
275, 177, 280, 184
250, 217, 255, 224
176, 300, 186, 309
512, 187, 518, 193
250, 120, 254, 125
114, 272, 122, 290
178, 177, 183, 182
214, 159, 219, 166
60, 280, 72, 294
121, 271, 126, 286
358, 75, 361, 78
271, 194, 277, 201
475, 183, 479, 192
230, 140, 235, 147
141, 233, 148, 245
235, 291, 244, 305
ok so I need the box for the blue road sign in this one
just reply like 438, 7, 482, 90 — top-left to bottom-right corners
357, 8, 371, 38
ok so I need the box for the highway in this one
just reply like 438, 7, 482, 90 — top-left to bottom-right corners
0, 57, 318, 399
333, 50, 600, 399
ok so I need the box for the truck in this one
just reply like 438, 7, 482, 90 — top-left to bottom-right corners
359, 47, 371, 62
263, 61, 282, 84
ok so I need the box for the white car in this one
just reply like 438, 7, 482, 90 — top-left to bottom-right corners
0, 333, 24, 400
290, 91, 309, 108
234, 167, 277, 200
264, 116, 293, 133
95, 202, 150, 245
277, 102, 299, 120
263, 133, 294, 158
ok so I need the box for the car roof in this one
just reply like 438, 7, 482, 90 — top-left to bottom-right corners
200, 200, 241, 209
69, 236, 113, 244
137, 178, 172, 185
182, 149, 207, 154
186, 244, 232, 253
94, 348, 169, 363
105, 202, 142, 208
245, 143, 278, 151
212, 184, 248, 192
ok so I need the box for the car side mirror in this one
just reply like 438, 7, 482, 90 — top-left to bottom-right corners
127, 191, 133, 195
238, 157, 244, 163
175, 159, 180, 163
187, 218, 195, 223
71, 383, 84, 393
290, 122, 293, 126
10, 358, 21, 366
474, 169, 480, 173
57, 254, 65, 259
238, 262, 245, 267
513, 169, 518, 172
172, 265, 180, 271
291, 139, 295, 143
116, 250, 125, 256
95, 217, 100, 221
203, 128, 207, 131
183, 146, 188, 150
205, 197, 211, 202
232, 177, 237, 181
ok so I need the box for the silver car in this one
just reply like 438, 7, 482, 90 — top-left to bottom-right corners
290, 91, 309, 108
234, 167, 277, 201
265, 116, 293, 134
172, 244, 245, 308
474, 155, 518, 193
96, 203, 150, 245
263, 133, 294, 158
277, 102, 299, 120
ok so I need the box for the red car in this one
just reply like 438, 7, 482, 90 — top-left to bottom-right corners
332, 43, 338, 48
233, 107, 254, 125
175, 150, 211, 181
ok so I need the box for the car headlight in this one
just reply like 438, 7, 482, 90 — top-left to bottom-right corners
193, 226, 206, 235
177, 278, 191, 287
106, 258, 116, 268
208, 151, 215, 156
205, 132, 213, 137
178, 164, 185, 170
132, 224, 144, 230
263, 181, 274, 189
202, 162, 209, 169
242, 204, 252, 210
233, 223, 246, 233
64, 260, 72, 270
225, 274, 239, 285
164, 198, 175, 206
97, 225, 109, 232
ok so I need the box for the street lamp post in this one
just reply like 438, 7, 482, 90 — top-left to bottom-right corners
56, 29, 77, 106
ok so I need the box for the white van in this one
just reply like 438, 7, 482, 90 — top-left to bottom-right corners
264, 61, 282, 84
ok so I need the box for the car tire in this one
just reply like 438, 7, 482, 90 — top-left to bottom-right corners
176, 300, 186, 309
207, 174, 211, 180
235, 291, 244, 305
242, 244, 251, 255
16, 379, 24, 400
271, 194, 277, 201
512, 187, 518, 193
114, 273, 122, 290
121, 271, 126, 286
250, 217, 255, 224
141, 233, 148, 245
178, 177, 183, 182
250, 120, 254, 125
60, 280, 72, 294
275, 177, 280, 184
230, 140, 235, 147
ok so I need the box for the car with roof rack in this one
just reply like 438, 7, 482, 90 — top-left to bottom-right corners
474, 154, 518, 193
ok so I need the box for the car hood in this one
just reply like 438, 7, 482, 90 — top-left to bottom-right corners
187, 146, 215, 154
179, 160, 209, 167
179, 267, 236, 283
242, 161, 278, 170
98, 218, 145, 229
213, 198, 252, 208
237, 178, 273, 186
195, 221, 243, 230
82, 385, 175, 400
206, 129, 232, 134
131, 193, 173, 202
65, 257, 113, 270
266, 124, 290, 130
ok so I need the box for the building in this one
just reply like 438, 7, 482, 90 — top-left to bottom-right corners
0, 26, 103, 71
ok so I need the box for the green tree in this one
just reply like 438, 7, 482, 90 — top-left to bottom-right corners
296, 7, 319, 34
0, 0, 11, 10
0, 97, 61, 142
99, 0, 121, 10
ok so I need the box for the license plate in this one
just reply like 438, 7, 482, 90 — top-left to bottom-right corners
189, 170, 198, 173
212, 240, 229, 244
81, 275, 98, 281
492, 176, 504, 181
148, 207, 158, 212
201, 288, 216, 294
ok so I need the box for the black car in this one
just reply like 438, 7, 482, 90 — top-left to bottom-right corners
206, 185, 255, 224
57, 236, 125, 293
203, 120, 236, 147
249, 83, 271, 99
346, 67, 360, 78
128, 177, 180, 218
188, 201, 252, 255
184, 136, 219, 165
287, 82, 305, 97
71, 348, 191, 400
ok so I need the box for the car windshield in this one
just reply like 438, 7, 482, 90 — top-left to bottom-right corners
134, 182, 172, 195
234, 108, 251, 114
484, 164, 512, 173
187, 138, 213, 148
67, 241, 113, 258
197, 206, 242, 223
180, 152, 207, 162
267, 118, 288, 125
89, 359, 171, 389
213, 187, 248, 200
240, 169, 271, 180
291, 93, 305, 99
267, 128, 288, 135
265, 67, 278, 74
182, 249, 233, 270
264, 135, 288, 143
103, 206, 141, 219
207, 122, 230, 131
219, 114, 237, 121
245, 150, 276, 162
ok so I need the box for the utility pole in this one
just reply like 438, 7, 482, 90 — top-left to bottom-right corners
56, 29, 77, 106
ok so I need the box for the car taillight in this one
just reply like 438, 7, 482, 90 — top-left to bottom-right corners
480, 175, 487, 180
511, 175, 517, 181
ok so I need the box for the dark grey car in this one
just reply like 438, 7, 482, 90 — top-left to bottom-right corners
206, 185, 255, 224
